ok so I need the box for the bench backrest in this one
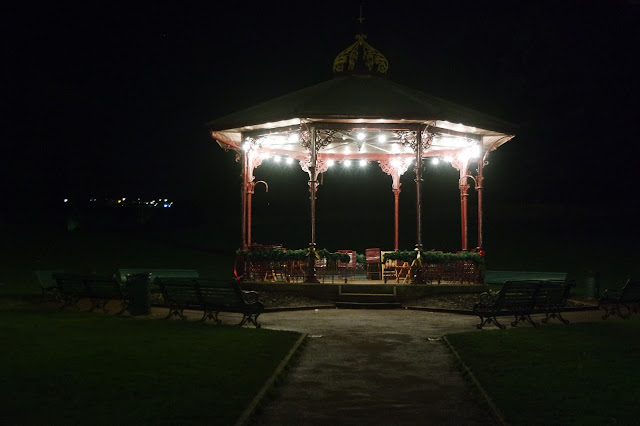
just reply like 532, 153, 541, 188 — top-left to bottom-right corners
621, 279, 640, 302
195, 279, 246, 307
498, 280, 541, 309
485, 270, 567, 285
117, 269, 199, 284
53, 273, 92, 295
34, 270, 64, 290
155, 277, 200, 304
535, 280, 574, 307
83, 274, 124, 299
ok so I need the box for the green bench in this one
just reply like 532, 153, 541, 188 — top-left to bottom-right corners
474, 280, 541, 329
33, 270, 64, 301
117, 269, 199, 294
473, 279, 575, 329
599, 278, 640, 319
535, 280, 575, 324
155, 277, 264, 327
53, 273, 128, 313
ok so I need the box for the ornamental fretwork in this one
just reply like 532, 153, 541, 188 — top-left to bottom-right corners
299, 130, 336, 150
333, 34, 389, 74
299, 158, 329, 175
398, 130, 432, 152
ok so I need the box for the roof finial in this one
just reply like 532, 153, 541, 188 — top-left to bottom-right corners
358, 4, 365, 25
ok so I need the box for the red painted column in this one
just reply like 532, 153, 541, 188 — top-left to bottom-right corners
241, 150, 248, 250
458, 163, 470, 252
393, 187, 401, 251
246, 182, 254, 247
305, 126, 320, 283
476, 155, 484, 250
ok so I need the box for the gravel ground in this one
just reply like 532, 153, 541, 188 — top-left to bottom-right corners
255, 291, 596, 311
256, 291, 484, 311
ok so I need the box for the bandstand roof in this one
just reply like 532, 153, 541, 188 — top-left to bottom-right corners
208, 34, 516, 164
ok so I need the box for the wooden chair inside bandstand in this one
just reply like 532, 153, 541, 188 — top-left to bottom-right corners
365, 248, 382, 280
381, 252, 411, 284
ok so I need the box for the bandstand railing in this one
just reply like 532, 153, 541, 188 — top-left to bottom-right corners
235, 248, 485, 284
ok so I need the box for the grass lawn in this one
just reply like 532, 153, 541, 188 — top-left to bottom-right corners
446, 319, 640, 425
0, 307, 302, 426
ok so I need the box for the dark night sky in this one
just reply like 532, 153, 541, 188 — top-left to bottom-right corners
3, 0, 640, 242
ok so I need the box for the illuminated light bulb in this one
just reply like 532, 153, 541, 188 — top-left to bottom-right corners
470, 145, 481, 158
357, 132, 366, 140
359, 159, 367, 167
63, 198, 68, 203
391, 158, 401, 167
260, 152, 270, 159
444, 156, 453, 163
327, 159, 335, 167
274, 155, 281, 163
242, 142, 250, 151
288, 133, 299, 143
391, 144, 400, 153
378, 134, 387, 143
404, 157, 413, 165
404, 146, 413, 153
431, 157, 440, 165
285, 157, 293, 164
343, 160, 351, 167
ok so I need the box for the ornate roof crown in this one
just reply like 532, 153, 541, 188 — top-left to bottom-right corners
332, 33, 389, 75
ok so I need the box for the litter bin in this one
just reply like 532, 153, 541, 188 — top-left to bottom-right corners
585, 269, 600, 299
127, 273, 150, 315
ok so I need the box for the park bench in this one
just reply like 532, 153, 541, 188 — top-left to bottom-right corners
52, 273, 87, 310
473, 280, 542, 329
598, 278, 640, 319
83, 274, 129, 314
534, 280, 575, 324
155, 277, 264, 327
117, 268, 199, 305
117, 268, 199, 289
33, 269, 64, 301
473, 279, 576, 329
53, 273, 129, 313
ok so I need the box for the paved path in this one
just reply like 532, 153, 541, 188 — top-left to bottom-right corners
229, 308, 602, 426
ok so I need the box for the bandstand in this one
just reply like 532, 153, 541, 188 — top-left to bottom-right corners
207, 30, 516, 285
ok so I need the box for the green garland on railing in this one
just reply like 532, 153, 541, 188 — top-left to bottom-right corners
382, 250, 485, 267
236, 248, 350, 263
